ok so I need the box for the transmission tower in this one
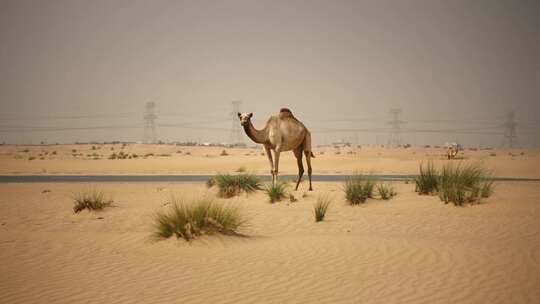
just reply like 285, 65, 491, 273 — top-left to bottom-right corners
501, 110, 518, 148
387, 108, 405, 147
229, 100, 243, 146
143, 101, 157, 144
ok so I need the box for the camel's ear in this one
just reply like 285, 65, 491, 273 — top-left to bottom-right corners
248, 113, 253, 118
237, 112, 241, 118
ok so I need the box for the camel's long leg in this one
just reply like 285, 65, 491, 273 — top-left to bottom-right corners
264, 145, 275, 184
273, 146, 282, 185
305, 150, 313, 191
294, 147, 304, 190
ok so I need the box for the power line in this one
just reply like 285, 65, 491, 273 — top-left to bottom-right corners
501, 110, 518, 148
143, 102, 157, 144
387, 108, 405, 147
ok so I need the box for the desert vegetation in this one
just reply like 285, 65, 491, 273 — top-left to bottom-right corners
73, 190, 113, 213
314, 195, 331, 222
208, 173, 262, 198
438, 163, 493, 206
415, 161, 439, 194
153, 197, 245, 241
415, 161, 494, 206
377, 183, 396, 200
344, 174, 375, 205
264, 182, 288, 203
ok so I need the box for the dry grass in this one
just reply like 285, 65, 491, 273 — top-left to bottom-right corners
344, 174, 375, 205
264, 182, 288, 203
314, 195, 331, 222
73, 190, 113, 213
210, 173, 262, 198
153, 197, 245, 241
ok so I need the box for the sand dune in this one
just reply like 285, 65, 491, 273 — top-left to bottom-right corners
1, 181, 539, 303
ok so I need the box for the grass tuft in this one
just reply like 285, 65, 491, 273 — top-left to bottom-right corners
153, 197, 245, 241
438, 162, 493, 206
73, 190, 113, 213
377, 183, 396, 200
314, 196, 331, 222
213, 173, 262, 198
415, 161, 438, 194
264, 182, 288, 203
344, 174, 375, 205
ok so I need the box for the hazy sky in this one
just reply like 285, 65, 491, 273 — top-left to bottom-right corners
1, 0, 539, 146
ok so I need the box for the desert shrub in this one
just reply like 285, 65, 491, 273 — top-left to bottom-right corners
264, 182, 288, 203
415, 161, 439, 194
206, 177, 216, 188
109, 153, 117, 159
73, 190, 113, 213
289, 194, 298, 203
51, 151, 57, 155
314, 196, 331, 222
28, 156, 36, 161
377, 183, 396, 200
220, 150, 229, 156
153, 198, 245, 241
236, 166, 246, 173
344, 174, 375, 205
213, 173, 262, 198
438, 162, 493, 206
480, 180, 494, 198
489, 153, 497, 157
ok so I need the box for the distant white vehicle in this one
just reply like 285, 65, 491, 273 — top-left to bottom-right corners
445, 142, 460, 159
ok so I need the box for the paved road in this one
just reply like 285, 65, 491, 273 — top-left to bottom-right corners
1, 175, 538, 183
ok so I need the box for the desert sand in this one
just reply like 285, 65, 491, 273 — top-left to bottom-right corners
0, 181, 539, 303
0, 144, 539, 177
1, 145, 539, 303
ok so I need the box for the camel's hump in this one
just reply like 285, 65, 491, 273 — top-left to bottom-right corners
279, 108, 294, 119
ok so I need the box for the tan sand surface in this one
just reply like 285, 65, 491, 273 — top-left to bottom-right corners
1, 144, 539, 177
1, 181, 539, 303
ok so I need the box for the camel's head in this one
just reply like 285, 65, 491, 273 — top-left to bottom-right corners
237, 112, 253, 126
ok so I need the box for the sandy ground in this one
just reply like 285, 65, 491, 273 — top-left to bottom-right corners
1, 181, 539, 304
0, 144, 539, 177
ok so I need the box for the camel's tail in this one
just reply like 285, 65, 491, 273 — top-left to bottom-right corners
310, 151, 315, 158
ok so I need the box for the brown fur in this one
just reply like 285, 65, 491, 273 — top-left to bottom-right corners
238, 109, 314, 190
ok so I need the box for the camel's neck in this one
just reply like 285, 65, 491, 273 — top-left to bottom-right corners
243, 121, 267, 144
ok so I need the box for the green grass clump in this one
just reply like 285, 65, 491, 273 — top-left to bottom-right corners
377, 183, 396, 200
153, 198, 245, 241
264, 182, 288, 203
438, 162, 493, 206
314, 196, 331, 222
415, 161, 439, 194
344, 174, 375, 205
213, 173, 262, 198
73, 190, 113, 213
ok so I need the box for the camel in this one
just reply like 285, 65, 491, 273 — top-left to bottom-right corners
446, 142, 460, 159
238, 108, 314, 191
